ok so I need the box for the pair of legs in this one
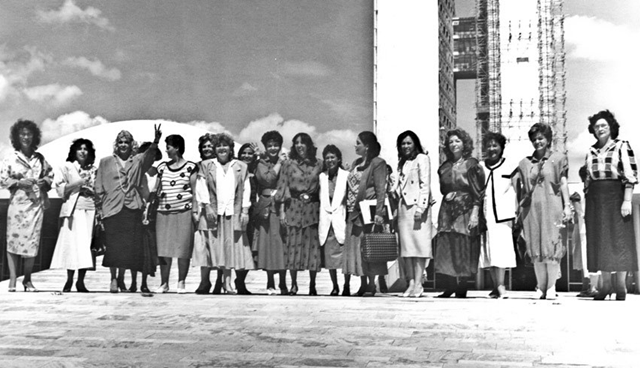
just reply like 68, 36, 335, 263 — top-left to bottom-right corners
487, 267, 507, 298
597, 271, 628, 300
158, 257, 190, 291
402, 257, 429, 297
288, 270, 317, 295
533, 261, 560, 299
128, 270, 151, 293
63, 269, 89, 292
109, 267, 129, 292
6, 253, 36, 291
355, 275, 377, 296
437, 274, 472, 298
266, 270, 287, 294
328, 269, 351, 296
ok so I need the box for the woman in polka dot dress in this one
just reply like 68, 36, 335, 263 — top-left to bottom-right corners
154, 134, 198, 294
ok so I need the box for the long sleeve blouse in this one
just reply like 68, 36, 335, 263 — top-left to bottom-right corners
585, 139, 638, 189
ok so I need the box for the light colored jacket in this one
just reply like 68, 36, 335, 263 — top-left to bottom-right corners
396, 153, 431, 213
482, 158, 517, 223
319, 168, 348, 245
54, 161, 92, 218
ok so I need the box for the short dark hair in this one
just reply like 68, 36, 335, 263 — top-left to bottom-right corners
322, 144, 343, 172
66, 138, 96, 166
165, 134, 185, 156
214, 133, 235, 160
10, 119, 41, 151
139, 141, 162, 161
261, 130, 283, 147
443, 128, 474, 162
588, 109, 620, 140
198, 133, 216, 160
483, 131, 507, 152
396, 130, 425, 169
528, 123, 553, 147
289, 132, 317, 163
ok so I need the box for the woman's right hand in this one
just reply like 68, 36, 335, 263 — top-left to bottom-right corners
280, 212, 288, 227
18, 178, 36, 189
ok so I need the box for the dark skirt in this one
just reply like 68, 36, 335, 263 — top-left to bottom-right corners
102, 208, 144, 272
142, 223, 158, 276
254, 213, 286, 270
434, 232, 480, 277
586, 180, 638, 272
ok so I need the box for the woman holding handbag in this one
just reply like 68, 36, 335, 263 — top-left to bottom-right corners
50, 139, 98, 292
343, 131, 388, 297
395, 130, 433, 298
154, 134, 197, 294
318, 145, 349, 296
516, 123, 570, 300
434, 128, 485, 298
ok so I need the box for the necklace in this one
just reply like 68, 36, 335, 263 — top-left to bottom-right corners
114, 157, 131, 193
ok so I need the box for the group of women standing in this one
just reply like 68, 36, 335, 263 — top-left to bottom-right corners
2, 109, 637, 301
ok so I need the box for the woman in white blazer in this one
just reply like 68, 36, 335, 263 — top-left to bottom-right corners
50, 139, 98, 292
318, 145, 349, 296
479, 132, 517, 299
395, 131, 433, 298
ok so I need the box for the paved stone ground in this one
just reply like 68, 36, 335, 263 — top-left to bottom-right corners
0, 261, 638, 368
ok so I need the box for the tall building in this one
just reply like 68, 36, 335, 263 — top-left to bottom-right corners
439, 0, 457, 163
453, 0, 566, 157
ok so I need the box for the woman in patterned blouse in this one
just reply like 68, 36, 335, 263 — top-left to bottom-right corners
154, 134, 197, 294
584, 110, 638, 301
0, 120, 53, 292
50, 139, 98, 293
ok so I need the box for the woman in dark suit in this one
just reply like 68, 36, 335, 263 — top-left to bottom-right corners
342, 131, 388, 296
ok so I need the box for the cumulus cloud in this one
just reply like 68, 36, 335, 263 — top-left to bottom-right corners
565, 16, 640, 62
281, 61, 331, 78
321, 98, 370, 123
40, 110, 110, 143
23, 83, 82, 106
64, 57, 121, 81
237, 113, 358, 163
232, 82, 258, 97
0, 47, 52, 104
37, 0, 114, 31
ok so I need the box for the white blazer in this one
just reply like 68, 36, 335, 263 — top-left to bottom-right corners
482, 158, 517, 223
395, 153, 431, 212
318, 168, 348, 245
54, 161, 84, 218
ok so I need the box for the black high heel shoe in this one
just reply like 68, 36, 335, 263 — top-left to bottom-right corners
140, 285, 151, 293
212, 278, 222, 295
128, 281, 137, 293
341, 284, 350, 296
356, 284, 367, 297
594, 287, 613, 301
195, 281, 212, 295
289, 284, 298, 295
309, 285, 317, 296
364, 284, 376, 297
437, 289, 455, 298
330, 286, 339, 296
23, 281, 39, 292
75, 281, 89, 293
63, 279, 73, 293
235, 279, 252, 295
117, 280, 127, 292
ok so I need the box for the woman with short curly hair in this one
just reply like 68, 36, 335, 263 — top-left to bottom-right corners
434, 128, 485, 298
0, 119, 53, 292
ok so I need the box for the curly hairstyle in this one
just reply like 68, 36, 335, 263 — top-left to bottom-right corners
10, 119, 41, 151
527, 123, 553, 147
214, 133, 235, 160
289, 132, 317, 163
66, 138, 96, 166
112, 130, 139, 156
588, 109, 619, 140
396, 130, 425, 170
322, 144, 344, 172
165, 134, 185, 156
261, 130, 283, 147
139, 141, 163, 161
198, 133, 216, 160
443, 128, 474, 162
483, 131, 507, 152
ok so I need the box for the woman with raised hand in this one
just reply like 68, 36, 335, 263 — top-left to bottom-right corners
584, 110, 638, 301
95, 124, 162, 293
253, 131, 288, 295
343, 131, 388, 297
395, 130, 433, 298
479, 132, 517, 299
516, 123, 570, 300
434, 128, 485, 298
319, 145, 349, 296
196, 133, 255, 294
0, 119, 53, 292
50, 138, 98, 293
276, 133, 323, 295
154, 135, 197, 294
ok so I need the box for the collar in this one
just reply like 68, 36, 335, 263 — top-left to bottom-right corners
590, 138, 617, 154
528, 149, 552, 163
484, 157, 505, 170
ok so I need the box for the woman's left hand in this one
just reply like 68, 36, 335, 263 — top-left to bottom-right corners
621, 200, 632, 217
467, 214, 478, 230
241, 213, 249, 229
413, 210, 423, 222
562, 206, 573, 222
374, 214, 384, 226
153, 123, 162, 144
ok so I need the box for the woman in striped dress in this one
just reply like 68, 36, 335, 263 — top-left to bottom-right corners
154, 135, 197, 294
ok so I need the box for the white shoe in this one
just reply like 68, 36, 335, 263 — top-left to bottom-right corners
534, 288, 545, 300
154, 284, 169, 294
267, 288, 277, 295
177, 281, 186, 294
546, 286, 557, 300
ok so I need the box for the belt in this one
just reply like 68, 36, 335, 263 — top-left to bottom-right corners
260, 188, 277, 196
291, 191, 319, 203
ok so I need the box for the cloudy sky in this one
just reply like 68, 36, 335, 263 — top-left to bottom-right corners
0, 0, 372, 161
456, 0, 640, 181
